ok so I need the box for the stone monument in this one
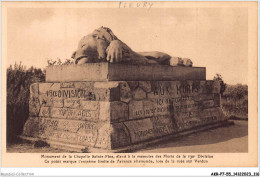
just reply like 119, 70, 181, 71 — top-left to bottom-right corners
21, 27, 227, 152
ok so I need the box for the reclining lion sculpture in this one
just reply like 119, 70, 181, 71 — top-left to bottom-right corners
72, 26, 193, 66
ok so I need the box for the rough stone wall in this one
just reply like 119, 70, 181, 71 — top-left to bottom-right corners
23, 80, 225, 150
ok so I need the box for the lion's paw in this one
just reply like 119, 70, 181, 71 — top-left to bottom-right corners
106, 40, 130, 63
170, 57, 183, 66
170, 57, 193, 67
183, 58, 193, 67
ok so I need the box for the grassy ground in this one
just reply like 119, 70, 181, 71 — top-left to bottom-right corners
221, 97, 248, 119
6, 120, 247, 153
221, 84, 248, 119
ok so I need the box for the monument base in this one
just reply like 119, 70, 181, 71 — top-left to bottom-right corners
22, 77, 227, 152
21, 120, 233, 153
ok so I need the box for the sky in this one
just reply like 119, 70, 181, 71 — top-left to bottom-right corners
7, 7, 248, 84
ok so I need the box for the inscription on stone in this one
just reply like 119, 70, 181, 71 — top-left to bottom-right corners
39, 107, 99, 121
38, 117, 110, 147
125, 106, 222, 143
39, 130, 98, 146
39, 118, 97, 133
23, 78, 224, 150
124, 116, 177, 143
46, 89, 97, 99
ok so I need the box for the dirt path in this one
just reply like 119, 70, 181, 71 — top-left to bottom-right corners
6, 120, 247, 153
138, 120, 248, 153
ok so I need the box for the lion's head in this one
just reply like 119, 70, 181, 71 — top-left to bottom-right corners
72, 26, 118, 64
72, 26, 193, 66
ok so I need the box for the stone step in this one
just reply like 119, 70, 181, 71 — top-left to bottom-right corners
20, 120, 234, 153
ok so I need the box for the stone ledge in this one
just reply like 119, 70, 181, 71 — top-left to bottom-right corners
46, 63, 206, 82
20, 120, 233, 153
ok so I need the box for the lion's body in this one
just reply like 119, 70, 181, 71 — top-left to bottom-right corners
138, 51, 172, 65
72, 27, 192, 66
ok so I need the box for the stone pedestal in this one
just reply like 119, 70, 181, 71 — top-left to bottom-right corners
22, 63, 227, 152
46, 63, 206, 82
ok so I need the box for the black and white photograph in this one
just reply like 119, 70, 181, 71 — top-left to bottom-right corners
1, 1, 258, 173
